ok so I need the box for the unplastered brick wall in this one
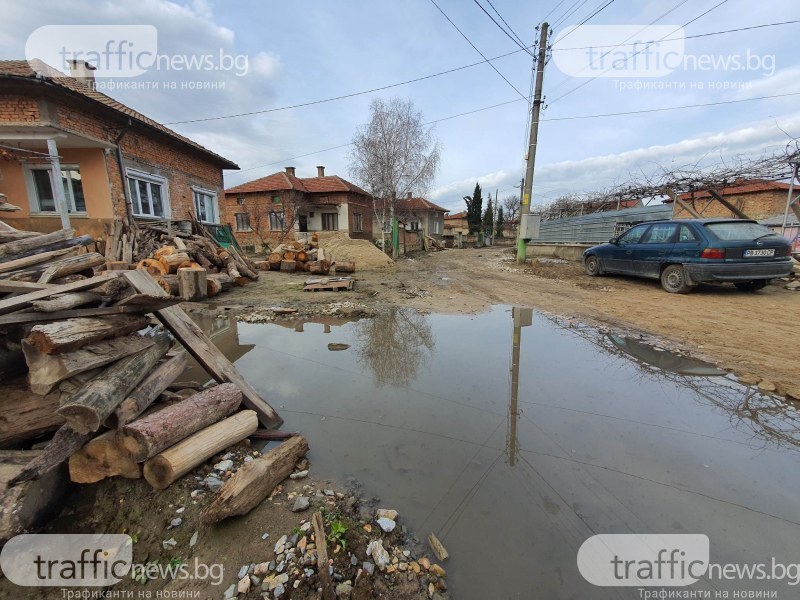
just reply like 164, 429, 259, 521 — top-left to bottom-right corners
221, 190, 306, 249
0, 95, 40, 123
673, 191, 787, 220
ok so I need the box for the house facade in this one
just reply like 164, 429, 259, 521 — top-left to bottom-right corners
373, 193, 447, 242
668, 181, 791, 221
223, 166, 373, 251
0, 60, 238, 238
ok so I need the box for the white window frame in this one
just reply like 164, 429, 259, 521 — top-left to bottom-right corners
126, 168, 170, 219
235, 212, 252, 232
192, 186, 219, 224
432, 219, 440, 234
24, 164, 87, 214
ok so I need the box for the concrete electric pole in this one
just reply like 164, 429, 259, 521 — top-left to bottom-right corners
516, 22, 549, 263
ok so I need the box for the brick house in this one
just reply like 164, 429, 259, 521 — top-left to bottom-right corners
443, 210, 468, 237
222, 166, 373, 251
372, 193, 447, 242
667, 180, 792, 221
0, 60, 238, 238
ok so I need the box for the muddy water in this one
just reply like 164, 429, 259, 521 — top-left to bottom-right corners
192, 307, 800, 599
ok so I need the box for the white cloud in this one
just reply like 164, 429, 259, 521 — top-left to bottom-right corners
250, 51, 282, 79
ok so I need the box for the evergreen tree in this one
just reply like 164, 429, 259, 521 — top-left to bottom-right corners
482, 198, 494, 236
495, 206, 505, 238
463, 182, 483, 234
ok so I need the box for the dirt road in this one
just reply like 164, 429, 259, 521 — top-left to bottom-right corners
223, 246, 800, 399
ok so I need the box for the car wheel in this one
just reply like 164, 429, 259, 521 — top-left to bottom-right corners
660, 265, 693, 294
584, 255, 601, 276
734, 280, 768, 292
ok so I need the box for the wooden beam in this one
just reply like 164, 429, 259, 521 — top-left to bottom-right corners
0, 280, 55, 293
673, 196, 703, 219
707, 189, 750, 220
0, 228, 74, 259
0, 235, 93, 265
0, 303, 173, 326
0, 248, 74, 275
0, 272, 120, 316
123, 270, 283, 428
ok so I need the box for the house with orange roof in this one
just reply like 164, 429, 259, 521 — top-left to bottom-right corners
372, 192, 448, 243
222, 166, 373, 251
666, 180, 792, 221
0, 60, 238, 239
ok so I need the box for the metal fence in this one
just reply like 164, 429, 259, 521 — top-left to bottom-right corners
531, 204, 673, 244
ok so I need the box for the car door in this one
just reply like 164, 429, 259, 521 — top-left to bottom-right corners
604, 223, 651, 273
672, 224, 703, 262
632, 222, 678, 277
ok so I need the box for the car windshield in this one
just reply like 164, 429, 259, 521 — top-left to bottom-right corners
705, 222, 777, 241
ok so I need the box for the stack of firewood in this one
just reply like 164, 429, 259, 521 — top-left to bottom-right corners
0, 221, 294, 541
260, 233, 354, 275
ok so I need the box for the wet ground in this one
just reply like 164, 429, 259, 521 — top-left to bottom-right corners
189, 306, 800, 599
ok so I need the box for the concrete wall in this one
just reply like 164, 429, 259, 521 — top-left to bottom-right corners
526, 243, 591, 261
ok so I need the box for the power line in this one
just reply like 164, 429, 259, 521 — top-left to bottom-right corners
552, 0, 591, 30
472, 0, 533, 56
555, 0, 616, 43
427, 0, 529, 100
486, 0, 530, 48
541, 0, 568, 24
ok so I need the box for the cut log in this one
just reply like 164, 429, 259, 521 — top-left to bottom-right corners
160, 252, 192, 274
0, 228, 74, 259
57, 332, 171, 434
31, 291, 103, 313
8, 426, 92, 485
283, 251, 296, 261
0, 305, 167, 327
119, 382, 241, 461
68, 431, 141, 484
156, 274, 179, 296
307, 260, 331, 275
248, 429, 299, 441
202, 435, 308, 523
0, 450, 68, 543
253, 260, 270, 271
0, 380, 64, 448
23, 334, 154, 395
10, 252, 105, 282
124, 270, 283, 428
296, 251, 308, 263
26, 314, 149, 354
136, 258, 167, 276
312, 510, 336, 600
0, 235, 92, 265
280, 260, 296, 273
178, 267, 207, 301
108, 352, 188, 429
0, 271, 120, 316
143, 410, 258, 490
0, 247, 74, 275
333, 261, 355, 273
268, 253, 282, 270
206, 273, 232, 296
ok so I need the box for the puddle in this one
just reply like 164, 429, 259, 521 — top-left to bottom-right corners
189, 307, 800, 598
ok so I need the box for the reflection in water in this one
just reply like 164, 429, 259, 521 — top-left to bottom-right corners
354, 307, 435, 387
182, 312, 255, 383
546, 315, 800, 450
506, 307, 532, 466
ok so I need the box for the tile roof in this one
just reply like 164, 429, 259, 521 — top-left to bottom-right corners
445, 211, 467, 220
401, 197, 448, 213
0, 60, 238, 169
225, 171, 369, 196
674, 180, 791, 201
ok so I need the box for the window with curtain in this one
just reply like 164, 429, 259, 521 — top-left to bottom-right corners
28, 166, 86, 213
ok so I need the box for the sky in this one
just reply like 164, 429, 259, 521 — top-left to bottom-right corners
2, 0, 799, 213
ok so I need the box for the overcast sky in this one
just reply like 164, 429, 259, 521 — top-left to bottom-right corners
3, 0, 799, 213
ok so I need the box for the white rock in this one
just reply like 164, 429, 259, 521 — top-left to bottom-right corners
376, 509, 398, 521
214, 459, 234, 471
237, 575, 250, 594
162, 538, 177, 549
189, 531, 198, 547
366, 540, 390, 570
376, 517, 396, 532
290, 470, 309, 480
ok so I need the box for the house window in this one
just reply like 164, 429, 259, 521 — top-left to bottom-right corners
408, 221, 420, 231
127, 170, 167, 218
383, 221, 392, 233
27, 166, 86, 213
269, 211, 285, 230
193, 187, 219, 224
321, 213, 338, 231
235, 213, 251, 231
353, 213, 363, 232
271, 195, 281, 203
432, 220, 440, 234
237, 197, 245, 205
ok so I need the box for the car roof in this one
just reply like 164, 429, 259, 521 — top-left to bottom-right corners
638, 218, 758, 225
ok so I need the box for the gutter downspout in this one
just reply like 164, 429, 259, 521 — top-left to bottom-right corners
113, 119, 134, 226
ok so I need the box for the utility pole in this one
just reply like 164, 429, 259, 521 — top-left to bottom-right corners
517, 22, 549, 263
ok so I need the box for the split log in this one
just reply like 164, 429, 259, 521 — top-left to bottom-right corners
23, 334, 154, 395
153, 246, 175, 260
136, 258, 167, 276
202, 435, 308, 523
0, 247, 74, 275
105, 261, 129, 271
8, 426, 92, 485
123, 270, 283, 428
0, 228, 74, 259
312, 510, 335, 600
0, 235, 93, 265
0, 305, 166, 327
68, 431, 141, 483
144, 410, 258, 490
156, 274, 179, 296
0, 279, 53, 293
333, 261, 355, 273
94, 276, 131, 301
26, 314, 149, 354
10, 253, 105, 282
31, 292, 103, 313
115, 293, 181, 310
0, 450, 68, 543
178, 267, 207, 301
206, 273, 232, 297
108, 352, 189, 429
160, 252, 192, 274
119, 383, 241, 461
0, 380, 64, 448
57, 332, 171, 434
173, 237, 187, 251
280, 260, 296, 273
177, 261, 201, 270
0, 272, 120, 316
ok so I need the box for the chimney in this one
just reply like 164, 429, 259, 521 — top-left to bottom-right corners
69, 60, 96, 88
407, 192, 413, 200
317, 166, 325, 177
285, 166, 296, 176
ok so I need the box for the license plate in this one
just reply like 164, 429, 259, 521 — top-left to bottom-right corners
744, 248, 775, 257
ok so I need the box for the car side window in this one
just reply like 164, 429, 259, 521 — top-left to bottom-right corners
641, 223, 677, 244
618, 225, 648, 244
678, 225, 699, 243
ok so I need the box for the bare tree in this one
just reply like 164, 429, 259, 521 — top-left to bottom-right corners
502, 194, 520, 235
349, 97, 441, 258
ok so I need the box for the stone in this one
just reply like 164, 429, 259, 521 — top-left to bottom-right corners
214, 459, 234, 471
290, 470, 309, 479
244, 455, 254, 463
251, 575, 261, 587
376, 517, 396, 532
376, 508, 398, 521
262, 532, 270, 540
189, 531, 198, 547
335, 582, 353, 598
238, 565, 250, 579
366, 540, 390, 570
398, 562, 407, 571
292, 496, 310, 512
297, 536, 307, 552
304, 568, 314, 578
362, 561, 374, 575
350, 554, 358, 566
274, 583, 285, 598
410, 561, 421, 574
169, 518, 182, 529
275, 573, 289, 584
274, 535, 287, 554
324, 489, 335, 496
276, 561, 285, 573
238, 575, 251, 594
162, 538, 177, 549
430, 564, 446, 577
300, 522, 312, 532
223, 583, 236, 599
175, 506, 185, 514
737, 372, 760, 385
203, 476, 224, 491
758, 380, 777, 392
254, 562, 270, 576
419, 557, 431, 570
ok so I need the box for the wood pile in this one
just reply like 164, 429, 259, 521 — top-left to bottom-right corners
0, 220, 288, 539
263, 233, 352, 275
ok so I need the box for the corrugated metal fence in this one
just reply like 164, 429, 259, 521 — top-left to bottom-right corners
531, 205, 673, 244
